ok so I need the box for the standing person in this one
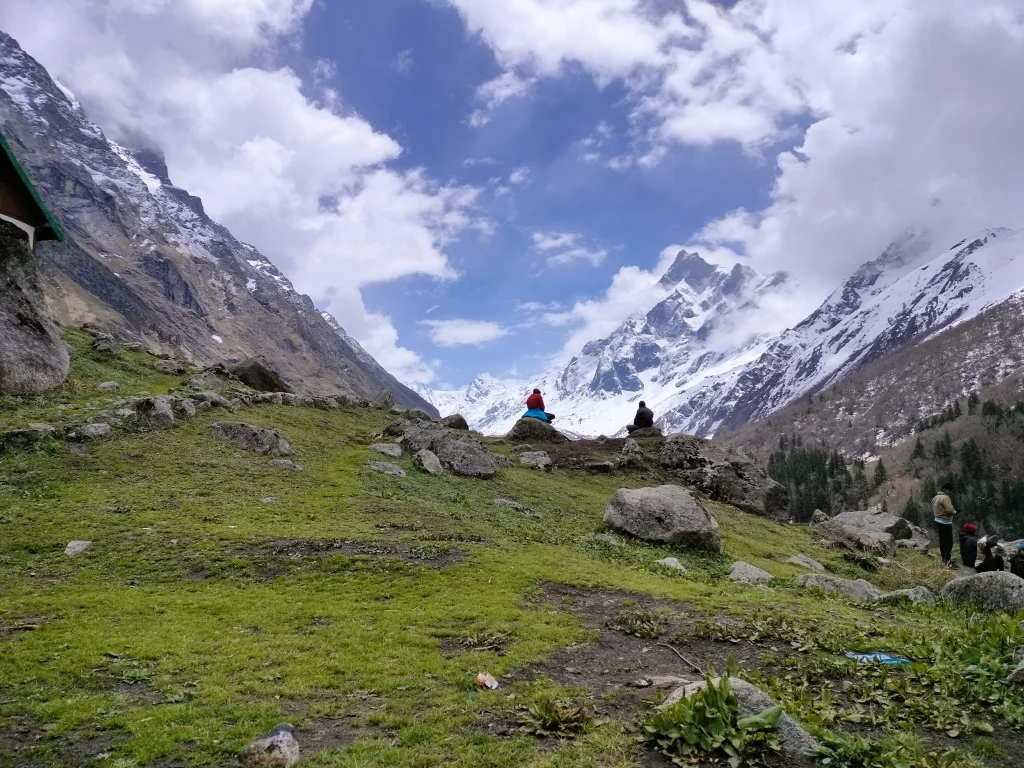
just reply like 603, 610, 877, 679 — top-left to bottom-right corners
932, 484, 957, 567
626, 401, 655, 434
959, 523, 980, 568
1010, 542, 1024, 579
975, 536, 1005, 573
524, 388, 555, 423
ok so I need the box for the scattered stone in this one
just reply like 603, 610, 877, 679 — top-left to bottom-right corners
373, 390, 397, 410
507, 417, 569, 444
441, 414, 469, 430
210, 422, 293, 457
794, 573, 882, 602
591, 533, 624, 547
270, 459, 304, 471
254, 392, 284, 405
413, 449, 444, 475
604, 485, 720, 551
230, 357, 292, 393
2, 423, 57, 450
786, 554, 825, 572
586, 461, 615, 473
495, 498, 538, 517
659, 435, 789, 518
173, 398, 197, 419
664, 679, 817, 766
811, 509, 828, 524
493, 454, 512, 467
64, 541, 92, 557
940, 571, 1024, 612
649, 675, 690, 688
880, 586, 936, 607
617, 453, 645, 470
622, 438, 643, 456
386, 420, 499, 479
134, 396, 175, 429
369, 443, 402, 459
511, 444, 534, 454
154, 359, 186, 375
627, 426, 663, 438
728, 561, 774, 584
190, 390, 234, 409
183, 363, 234, 391
367, 461, 406, 477
390, 405, 405, 415
896, 525, 932, 553
817, 509, 912, 552
1010, 659, 1024, 685
99, 381, 119, 392
261, 497, 280, 504
312, 397, 339, 410
91, 334, 120, 354
656, 557, 686, 572
239, 723, 300, 768
81, 423, 112, 440
519, 451, 552, 470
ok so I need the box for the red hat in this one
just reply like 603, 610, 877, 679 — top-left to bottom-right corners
963, 523, 977, 534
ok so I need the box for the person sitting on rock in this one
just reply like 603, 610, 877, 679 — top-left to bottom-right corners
1010, 542, 1024, 580
524, 388, 555, 423
975, 535, 1005, 573
625, 401, 655, 434
959, 523, 980, 568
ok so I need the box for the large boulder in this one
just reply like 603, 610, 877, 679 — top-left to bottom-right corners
239, 723, 300, 768
210, 422, 293, 457
817, 509, 911, 552
183, 363, 235, 391
794, 573, 882, 602
441, 414, 469, 430
728, 561, 774, 584
880, 586, 936, 607
387, 421, 498, 479
627, 426, 663, 438
369, 443, 402, 459
604, 485, 720, 551
896, 524, 932, 553
785, 554, 825, 572
134, 396, 175, 429
659, 435, 789, 518
519, 451, 552, 470
0, 221, 70, 395
154, 359, 186, 375
507, 417, 569, 444
940, 571, 1024, 612
413, 449, 443, 475
230, 357, 293, 393
664, 678, 818, 767
373, 390, 396, 410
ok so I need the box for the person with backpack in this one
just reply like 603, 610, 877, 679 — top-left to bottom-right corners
932, 483, 957, 566
959, 523, 980, 568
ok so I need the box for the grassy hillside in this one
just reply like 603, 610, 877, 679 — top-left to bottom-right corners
1, 333, 1023, 767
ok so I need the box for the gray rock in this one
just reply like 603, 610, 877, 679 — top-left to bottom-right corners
728, 561, 774, 584
369, 443, 402, 459
495, 498, 538, 517
154, 359, 186, 375
1010, 659, 1024, 685
794, 573, 882, 602
664, 679, 817, 766
183, 364, 234, 391
507, 417, 569, 444
511, 444, 534, 454
91, 334, 120, 354
312, 397, 339, 410
387, 420, 498, 479
254, 392, 284, 405
229, 357, 292, 393
627, 426, 663, 438
591, 533, 624, 547
659, 435, 789, 518
817, 509, 912, 553
82, 423, 111, 439
896, 525, 932, 553
172, 398, 197, 419
270, 459, 303, 471
880, 586, 936, 607
98, 381, 119, 392
604, 485, 720, 551
367, 461, 406, 477
617, 453, 645, 470
494, 454, 512, 467
785, 554, 825, 572
940, 571, 1024, 612
407, 408, 434, 421
239, 723, 300, 768
134, 396, 175, 429
374, 390, 396, 410
210, 422, 293, 457
390, 405, 406, 415
190, 390, 234, 409
622, 438, 643, 456
811, 509, 828, 524
519, 451, 552, 470
413, 449, 443, 475
656, 557, 686, 572
64, 540, 92, 557
586, 461, 615, 473
0, 221, 71, 395
441, 414, 469, 430
997, 538, 1024, 561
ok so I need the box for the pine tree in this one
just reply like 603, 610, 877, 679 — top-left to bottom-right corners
921, 477, 937, 504
779, 434, 788, 452
911, 439, 926, 459
873, 460, 888, 489
902, 497, 921, 525
968, 392, 980, 415
953, 400, 962, 418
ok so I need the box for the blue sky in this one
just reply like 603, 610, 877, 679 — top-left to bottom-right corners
296, 0, 778, 386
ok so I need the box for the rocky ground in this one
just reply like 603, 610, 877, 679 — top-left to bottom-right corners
1, 331, 1023, 768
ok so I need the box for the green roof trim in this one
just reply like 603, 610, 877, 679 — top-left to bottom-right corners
0, 130, 66, 243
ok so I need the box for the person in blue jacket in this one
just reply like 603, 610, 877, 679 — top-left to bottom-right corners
523, 389, 555, 423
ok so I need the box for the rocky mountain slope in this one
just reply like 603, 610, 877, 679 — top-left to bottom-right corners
436, 227, 1024, 440
0, 30, 434, 411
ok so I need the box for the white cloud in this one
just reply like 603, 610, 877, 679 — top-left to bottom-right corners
508, 165, 530, 184
0, 0, 487, 386
531, 230, 607, 267
467, 70, 536, 127
393, 48, 415, 75
421, 319, 510, 347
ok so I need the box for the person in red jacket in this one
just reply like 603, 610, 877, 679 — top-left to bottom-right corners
524, 389, 556, 423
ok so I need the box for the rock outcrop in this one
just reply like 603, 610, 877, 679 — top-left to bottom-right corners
519, 451, 552, 470
785, 554, 825, 572
230, 357, 293, 393
209, 422, 293, 457
940, 571, 1024, 612
880, 586, 936, 607
385, 418, 498, 479
507, 418, 569, 444
794, 573, 882, 602
604, 485, 720, 551
440, 414, 469, 430
369, 443, 402, 459
413, 449, 443, 475
0, 220, 70, 395
659, 435, 789, 518
728, 561, 774, 584
816, 509, 911, 553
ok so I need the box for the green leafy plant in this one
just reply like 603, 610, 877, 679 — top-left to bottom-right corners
814, 731, 983, 768
518, 693, 593, 737
607, 607, 669, 639
970, 736, 1004, 759
459, 629, 511, 651
644, 671, 782, 767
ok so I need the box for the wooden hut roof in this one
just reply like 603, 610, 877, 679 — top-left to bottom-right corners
0, 130, 65, 243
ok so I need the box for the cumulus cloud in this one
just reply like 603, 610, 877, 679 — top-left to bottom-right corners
0, 0, 484, 386
508, 166, 530, 185
531, 230, 607, 267
468, 70, 536, 127
420, 319, 510, 347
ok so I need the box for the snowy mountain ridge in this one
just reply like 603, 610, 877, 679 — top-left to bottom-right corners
432, 228, 1024, 438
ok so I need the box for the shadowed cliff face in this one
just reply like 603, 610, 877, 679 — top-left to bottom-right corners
0, 220, 69, 394
0, 30, 435, 412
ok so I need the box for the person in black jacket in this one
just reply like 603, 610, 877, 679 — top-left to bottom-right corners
975, 536, 1005, 574
959, 523, 979, 568
626, 401, 655, 434
1011, 542, 1024, 579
